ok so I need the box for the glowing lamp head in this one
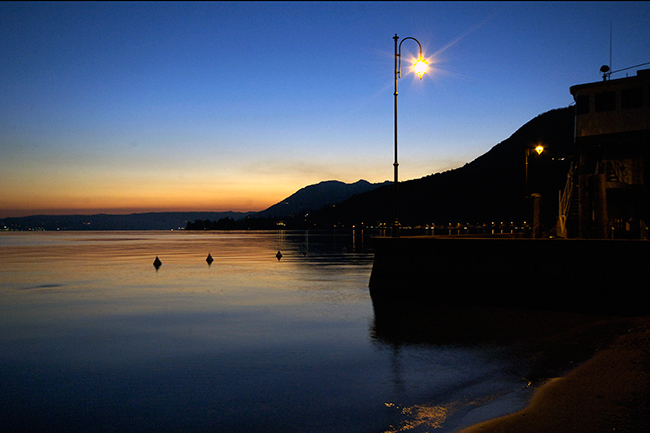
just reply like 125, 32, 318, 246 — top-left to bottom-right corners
535, 145, 544, 155
413, 56, 428, 79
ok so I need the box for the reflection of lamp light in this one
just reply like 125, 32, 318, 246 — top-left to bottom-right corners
392, 34, 428, 237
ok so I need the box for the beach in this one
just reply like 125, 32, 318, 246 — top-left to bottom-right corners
369, 236, 650, 432
371, 299, 650, 432
459, 317, 650, 433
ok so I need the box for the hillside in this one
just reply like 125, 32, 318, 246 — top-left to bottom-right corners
311, 106, 576, 228
1, 212, 254, 231
2, 106, 576, 231
255, 179, 390, 218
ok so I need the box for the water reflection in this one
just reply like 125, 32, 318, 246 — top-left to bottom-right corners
4, 230, 621, 433
371, 292, 629, 347
369, 290, 636, 432
371, 335, 533, 433
384, 401, 455, 432
0, 231, 384, 433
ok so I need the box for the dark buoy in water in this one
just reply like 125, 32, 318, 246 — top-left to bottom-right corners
276, 251, 283, 261
206, 253, 214, 265
153, 256, 162, 269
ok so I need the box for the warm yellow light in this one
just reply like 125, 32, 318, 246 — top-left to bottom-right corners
413, 56, 428, 79
535, 145, 544, 155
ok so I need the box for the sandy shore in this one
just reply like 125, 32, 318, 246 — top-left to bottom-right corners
459, 317, 650, 433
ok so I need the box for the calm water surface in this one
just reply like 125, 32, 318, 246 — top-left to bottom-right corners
0, 231, 532, 432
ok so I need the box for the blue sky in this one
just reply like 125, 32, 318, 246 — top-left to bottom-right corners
2, 1, 649, 217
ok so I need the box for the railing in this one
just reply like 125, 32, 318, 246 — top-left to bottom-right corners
559, 162, 575, 220
557, 162, 576, 238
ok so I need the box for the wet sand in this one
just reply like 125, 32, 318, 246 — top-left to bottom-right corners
371, 300, 650, 432
459, 317, 650, 433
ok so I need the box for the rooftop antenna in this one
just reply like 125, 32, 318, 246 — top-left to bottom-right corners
610, 21, 612, 74
608, 61, 650, 77
599, 23, 650, 80
601, 22, 612, 81
600, 65, 610, 81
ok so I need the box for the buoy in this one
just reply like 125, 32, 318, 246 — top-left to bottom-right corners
276, 251, 283, 260
153, 256, 162, 268
206, 253, 214, 264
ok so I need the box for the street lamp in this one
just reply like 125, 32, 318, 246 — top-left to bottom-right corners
525, 144, 545, 198
525, 144, 545, 238
393, 34, 428, 237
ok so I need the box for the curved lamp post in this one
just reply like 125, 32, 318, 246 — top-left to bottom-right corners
525, 144, 544, 198
393, 34, 428, 237
525, 144, 544, 238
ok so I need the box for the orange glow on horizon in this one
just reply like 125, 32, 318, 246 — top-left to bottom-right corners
1, 151, 389, 219
1, 200, 275, 218
0, 187, 285, 218
1, 192, 280, 216
0, 167, 308, 218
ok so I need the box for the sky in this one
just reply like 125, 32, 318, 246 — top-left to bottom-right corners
2, 1, 650, 218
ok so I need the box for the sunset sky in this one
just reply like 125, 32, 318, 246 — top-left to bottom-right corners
2, 1, 650, 217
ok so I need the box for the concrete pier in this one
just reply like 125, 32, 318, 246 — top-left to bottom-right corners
369, 236, 649, 316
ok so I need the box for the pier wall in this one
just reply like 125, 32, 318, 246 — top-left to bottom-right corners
369, 236, 649, 316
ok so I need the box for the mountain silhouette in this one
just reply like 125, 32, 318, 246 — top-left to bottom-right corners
311, 106, 576, 229
3, 106, 576, 231
1, 212, 254, 231
256, 179, 390, 219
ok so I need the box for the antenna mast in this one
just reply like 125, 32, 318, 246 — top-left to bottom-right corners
609, 21, 612, 75
599, 23, 650, 80
601, 22, 613, 81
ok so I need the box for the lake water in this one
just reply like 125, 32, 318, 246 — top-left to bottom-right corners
0, 231, 535, 433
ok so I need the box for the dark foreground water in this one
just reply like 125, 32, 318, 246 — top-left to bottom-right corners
1, 231, 536, 433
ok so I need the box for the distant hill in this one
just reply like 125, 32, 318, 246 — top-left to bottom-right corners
3, 107, 576, 231
0, 212, 254, 231
311, 106, 576, 228
255, 179, 391, 219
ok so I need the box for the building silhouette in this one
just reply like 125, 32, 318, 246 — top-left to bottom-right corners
559, 69, 650, 238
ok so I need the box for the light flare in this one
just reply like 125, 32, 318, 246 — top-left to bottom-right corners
413, 56, 428, 79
